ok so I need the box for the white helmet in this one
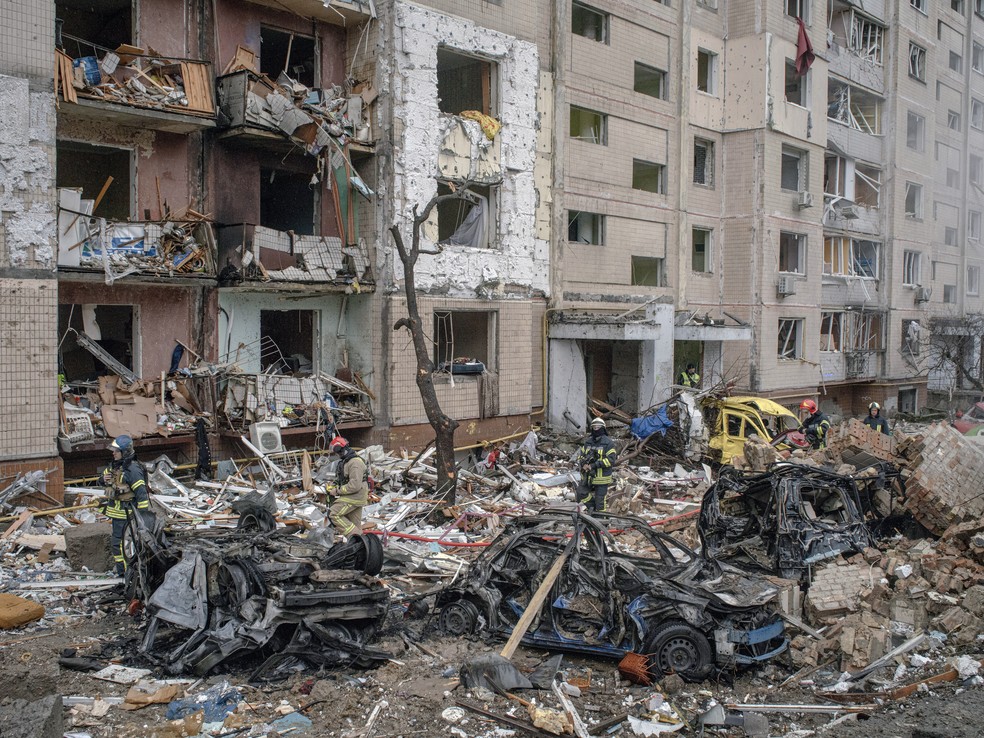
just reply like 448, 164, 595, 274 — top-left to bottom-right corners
590, 417, 606, 429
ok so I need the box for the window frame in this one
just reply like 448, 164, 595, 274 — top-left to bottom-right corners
569, 105, 608, 145
948, 109, 962, 131
970, 210, 982, 240
911, 0, 928, 14
634, 61, 668, 100
905, 181, 923, 219
781, 145, 808, 193
433, 309, 498, 373
779, 231, 807, 275
692, 227, 713, 273
969, 265, 981, 295
950, 50, 964, 73
693, 138, 715, 187
973, 99, 984, 130
973, 41, 984, 73
785, 59, 809, 107
571, 2, 610, 44
696, 48, 718, 95
567, 210, 606, 245
632, 159, 667, 194
907, 110, 926, 151
778, 318, 804, 360
631, 256, 667, 287
903, 250, 922, 286
909, 43, 927, 81
971, 154, 984, 186
785, 0, 808, 22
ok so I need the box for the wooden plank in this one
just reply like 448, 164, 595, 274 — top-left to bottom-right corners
2, 510, 34, 539
500, 546, 570, 660
14, 534, 67, 553
37, 542, 56, 564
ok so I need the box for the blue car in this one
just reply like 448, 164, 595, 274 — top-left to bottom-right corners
436, 510, 788, 681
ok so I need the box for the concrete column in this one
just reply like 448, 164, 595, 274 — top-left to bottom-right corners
639, 304, 675, 411
547, 338, 586, 432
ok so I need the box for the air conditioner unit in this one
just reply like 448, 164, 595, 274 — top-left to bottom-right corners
839, 204, 860, 219
777, 275, 797, 297
249, 421, 284, 455
797, 191, 814, 209
915, 286, 932, 303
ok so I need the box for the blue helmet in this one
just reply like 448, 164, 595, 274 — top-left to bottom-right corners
110, 435, 135, 463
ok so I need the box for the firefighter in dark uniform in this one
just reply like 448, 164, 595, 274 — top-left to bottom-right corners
798, 399, 832, 450
678, 363, 701, 388
577, 418, 617, 513
101, 435, 151, 576
862, 401, 890, 434
328, 436, 368, 539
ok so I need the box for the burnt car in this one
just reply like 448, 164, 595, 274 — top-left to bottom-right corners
699, 464, 877, 580
436, 510, 788, 681
127, 512, 390, 680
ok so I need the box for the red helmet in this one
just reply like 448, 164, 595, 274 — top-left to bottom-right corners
799, 399, 817, 414
329, 436, 350, 453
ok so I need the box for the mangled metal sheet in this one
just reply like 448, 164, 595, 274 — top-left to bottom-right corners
698, 464, 878, 580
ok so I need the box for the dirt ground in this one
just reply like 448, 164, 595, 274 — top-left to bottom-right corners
1, 591, 982, 738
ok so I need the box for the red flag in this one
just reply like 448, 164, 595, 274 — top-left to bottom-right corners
795, 17, 815, 76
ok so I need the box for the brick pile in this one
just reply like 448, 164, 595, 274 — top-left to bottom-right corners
826, 418, 898, 461
896, 423, 984, 535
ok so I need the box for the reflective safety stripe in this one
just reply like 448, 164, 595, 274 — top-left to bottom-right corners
136, 500, 150, 509
131, 479, 145, 490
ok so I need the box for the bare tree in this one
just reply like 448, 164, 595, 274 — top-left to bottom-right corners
388, 186, 479, 504
925, 313, 984, 395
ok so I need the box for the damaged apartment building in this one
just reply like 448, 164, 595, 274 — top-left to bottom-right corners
547, 0, 984, 429
6, 0, 984, 487
0, 0, 551, 487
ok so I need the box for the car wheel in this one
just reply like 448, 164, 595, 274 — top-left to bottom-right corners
644, 621, 714, 682
237, 506, 277, 533
439, 599, 481, 636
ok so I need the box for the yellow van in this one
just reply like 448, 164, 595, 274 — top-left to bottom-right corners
704, 396, 802, 464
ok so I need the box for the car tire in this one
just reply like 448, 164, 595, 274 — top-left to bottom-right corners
644, 621, 714, 682
439, 598, 481, 636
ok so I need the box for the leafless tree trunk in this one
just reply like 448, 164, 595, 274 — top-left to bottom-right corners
927, 314, 984, 394
388, 188, 477, 504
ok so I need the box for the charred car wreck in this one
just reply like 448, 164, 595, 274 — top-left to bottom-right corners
128, 515, 390, 680
436, 510, 788, 681
698, 464, 883, 580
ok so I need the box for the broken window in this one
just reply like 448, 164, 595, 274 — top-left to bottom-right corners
969, 265, 981, 295
954, 0, 965, 12
898, 387, 917, 412
854, 163, 881, 208
902, 320, 921, 356
945, 225, 959, 247
912, 0, 927, 13
631, 256, 666, 287
692, 228, 712, 273
820, 312, 842, 352
260, 310, 316, 373
785, 0, 807, 21
824, 154, 848, 197
909, 43, 927, 80
970, 210, 982, 240
260, 27, 315, 88
973, 99, 984, 130
56, 141, 132, 221
696, 49, 717, 94
950, 50, 964, 73
779, 231, 805, 274
693, 138, 714, 186
572, 2, 609, 43
778, 318, 803, 360
437, 48, 496, 116
632, 160, 666, 194
570, 106, 607, 144
944, 284, 957, 303
433, 310, 496, 372
827, 81, 883, 133
974, 42, 984, 72
259, 168, 316, 236
971, 154, 984, 186
824, 237, 879, 278
948, 109, 962, 131
851, 313, 884, 351
568, 211, 605, 244
907, 111, 925, 150
903, 250, 922, 285
785, 59, 808, 106
634, 62, 667, 99
781, 146, 807, 192
849, 13, 884, 64
437, 183, 494, 249
978, 0, 984, 17
58, 304, 137, 382
905, 182, 923, 218
56, 0, 132, 51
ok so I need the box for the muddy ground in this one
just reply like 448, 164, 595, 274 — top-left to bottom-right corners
1, 591, 981, 738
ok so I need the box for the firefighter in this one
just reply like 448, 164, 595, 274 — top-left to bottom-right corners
577, 418, 617, 513
101, 435, 151, 576
328, 436, 368, 539
678, 362, 701, 388
863, 401, 890, 434
798, 399, 831, 450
